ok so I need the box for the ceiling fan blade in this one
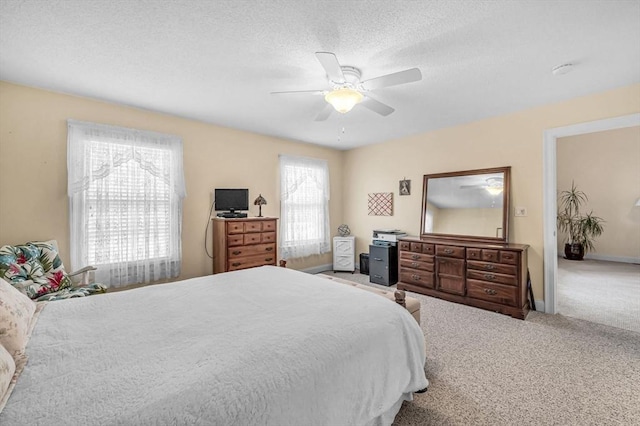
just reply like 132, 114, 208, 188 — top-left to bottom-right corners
360, 68, 422, 91
270, 89, 326, 95
315, 103, 333, 121
360, 96, 395, 116
315, 52, 346, 84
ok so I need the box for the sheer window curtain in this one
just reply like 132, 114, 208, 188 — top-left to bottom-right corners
67, 120, 186, 288
279, 155, 330, 259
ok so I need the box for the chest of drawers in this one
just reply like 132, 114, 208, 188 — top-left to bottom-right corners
212, 217, 278, 273
398, 237, 529, 319
333, 236, 355, 272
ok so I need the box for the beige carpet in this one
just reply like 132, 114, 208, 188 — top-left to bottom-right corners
558, 257, 640, 333
320, 271, 640, 426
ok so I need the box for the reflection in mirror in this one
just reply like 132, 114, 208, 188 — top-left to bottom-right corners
421, 167, 510, 242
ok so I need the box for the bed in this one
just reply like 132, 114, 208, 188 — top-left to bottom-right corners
1, 265, 427, 425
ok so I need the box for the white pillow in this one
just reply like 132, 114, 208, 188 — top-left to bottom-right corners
0, 277, 36, 360
0, 343, 16, 412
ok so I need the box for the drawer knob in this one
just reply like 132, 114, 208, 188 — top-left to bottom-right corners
412, 254, 420, 260
265, 247, 273, 251
484, 264, 495, 270
232, 250, 241, 255
232, 262, 241, 267
374, 274, 382, 279
411, 262, 419, 268
484, 274, 496, 280
265, 257, 273, 262
484, 288, 497, 295
374, 257, 383, 261
503, 255, 512, 259
444, 249, 453, 254
412, 274, 420, 280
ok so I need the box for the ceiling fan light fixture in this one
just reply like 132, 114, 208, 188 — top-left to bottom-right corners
486, 186, 504, 196
485, 177, 504, 195
324, 87, 363, 113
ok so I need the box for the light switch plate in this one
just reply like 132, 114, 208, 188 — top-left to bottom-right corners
515, 207, 527, 217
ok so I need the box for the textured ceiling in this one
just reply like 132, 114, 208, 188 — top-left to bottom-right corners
1, 0, 639, 150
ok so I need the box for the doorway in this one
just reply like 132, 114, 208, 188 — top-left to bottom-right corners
542, 113, 640, 315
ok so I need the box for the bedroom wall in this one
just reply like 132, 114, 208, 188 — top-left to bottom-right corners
343, 84, 640, 304
0, 81, 344, 281
557, 126, 640, 261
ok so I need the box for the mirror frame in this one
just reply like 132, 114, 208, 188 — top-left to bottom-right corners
420, 166, 511, 243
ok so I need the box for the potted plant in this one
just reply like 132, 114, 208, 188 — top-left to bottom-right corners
557, 182, 605, 260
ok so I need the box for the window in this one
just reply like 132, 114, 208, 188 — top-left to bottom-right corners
67, 120, 186, 287
279, 155, 330, 259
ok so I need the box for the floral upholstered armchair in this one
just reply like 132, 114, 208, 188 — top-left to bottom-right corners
0, 240, 106, 301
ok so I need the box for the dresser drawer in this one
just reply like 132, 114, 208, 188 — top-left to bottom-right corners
411, 243, 435, 254
228, 243, 276, 259
227, 234, 244, 247
262, 220, 277, 232
467, 269, 517, 286
400, 271, 434, 289
243, 233, 261, 245
481, 249, 499, 262
436, 245, 465, 258
400, 251, 434, 263
467, 248, 482, 260
399, 241, 410, 251
261, 232, 276, 243
467, 260, 517, 276
400, 258, 435, 272
228, 253, 276, 271
499, 251, 518, 265
421, 244, 435, 254
410, 242, 423, 253
227, 222, 245, 234
244, 221, 262, 233
467, 279, 517, 307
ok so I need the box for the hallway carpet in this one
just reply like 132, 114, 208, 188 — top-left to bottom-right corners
558, 257, 640, 333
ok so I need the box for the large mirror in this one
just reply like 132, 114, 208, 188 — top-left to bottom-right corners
421, 166, 511, 242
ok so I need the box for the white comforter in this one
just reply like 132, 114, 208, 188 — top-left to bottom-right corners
1, 266, 427, 426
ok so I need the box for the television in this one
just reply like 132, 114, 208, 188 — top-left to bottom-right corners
214, 188, 249, 213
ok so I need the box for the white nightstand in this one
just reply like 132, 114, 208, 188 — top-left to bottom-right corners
333, 236, 355, 273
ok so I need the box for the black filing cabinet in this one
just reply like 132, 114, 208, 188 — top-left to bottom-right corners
369, 244, 398, 286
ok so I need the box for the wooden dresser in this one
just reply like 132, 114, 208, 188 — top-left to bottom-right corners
212, 217, 278, 273
397, 236, 529, 319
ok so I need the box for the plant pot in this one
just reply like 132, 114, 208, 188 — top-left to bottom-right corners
564, 243, 584, 261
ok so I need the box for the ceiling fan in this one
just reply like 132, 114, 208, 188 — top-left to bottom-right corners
271, 52, 422, 121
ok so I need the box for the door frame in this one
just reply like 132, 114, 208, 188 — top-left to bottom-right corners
542, 113, 640, 314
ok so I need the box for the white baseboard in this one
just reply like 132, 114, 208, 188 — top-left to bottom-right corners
583, 253, 640, 264
301, 263, 333, 274
534, 300, 545, 312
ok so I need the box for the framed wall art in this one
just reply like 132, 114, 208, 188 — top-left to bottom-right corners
368, 192, 393, 216
399, 179, 411, 196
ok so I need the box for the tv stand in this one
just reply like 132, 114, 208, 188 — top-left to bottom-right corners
217, 212, 248, 218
